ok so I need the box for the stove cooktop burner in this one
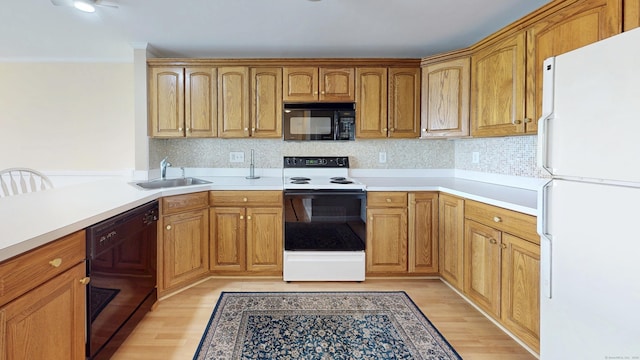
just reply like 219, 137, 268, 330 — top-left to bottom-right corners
330, 179, 354, 184
290, 177, 311, 181
291, 180, 310, 184
330, 177, 346, 181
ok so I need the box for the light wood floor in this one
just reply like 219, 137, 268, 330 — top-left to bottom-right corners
112, 278, 537, 360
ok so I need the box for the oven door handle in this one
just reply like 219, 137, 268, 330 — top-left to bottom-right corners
284, 190, 366, 196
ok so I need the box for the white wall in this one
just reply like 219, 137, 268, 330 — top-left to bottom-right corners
0, 62, 135, 172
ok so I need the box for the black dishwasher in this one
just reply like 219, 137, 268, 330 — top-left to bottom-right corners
86, 200, 158, 360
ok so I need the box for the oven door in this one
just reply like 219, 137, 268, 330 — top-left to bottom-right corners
284, 190, 366, 251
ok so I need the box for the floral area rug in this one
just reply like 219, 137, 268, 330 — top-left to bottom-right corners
193, 291, 461, 360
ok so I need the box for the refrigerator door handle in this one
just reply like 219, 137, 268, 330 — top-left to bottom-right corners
538, 180, 553, 299
537, 113, 555, 175
537, 57, 556, 175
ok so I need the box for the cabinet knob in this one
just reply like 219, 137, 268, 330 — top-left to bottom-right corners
49, 258, 62, 268
369, 216, 373, 221
524, 118, 532, 123
422, 128, 427, 132
383, 128, 388, 132
386, 198, 392, 203
79, 277, 91, 286
500, 243, 507, 249
247, 215, 252, 220
166, 225, 172, 230
251, 127, 255, 132
314, 91, 318, 95
321, 91, 325, 94
240, 215, 244, 220
513, 119, 522, 125
390, 128, 395, 132
243, 197, 248, 202
489, 238, 497, 245
178, 127, 183, 131
186, 127, 191, 132
244, 128, 249, 131
493, 216, 502, 223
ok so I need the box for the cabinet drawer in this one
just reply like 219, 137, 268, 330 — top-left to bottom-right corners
367, 192, 408, 207
465, 200, 538, 244
162, 192, 209, 215
0, 230, 86, 306
210, 191, 283, 207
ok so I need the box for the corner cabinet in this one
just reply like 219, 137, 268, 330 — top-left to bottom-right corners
408, 192, 439, 273
159, 192, 210, 295
0, 231, 87, 360
209, 191, 283, 275
420, 57, 470, 138
356, 67, 420, 139
463, 200, 540, 353
438, 193, 465, 290
283, 67, 355, 102
149, 67, 218, 138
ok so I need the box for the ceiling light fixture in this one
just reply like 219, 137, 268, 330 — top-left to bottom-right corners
73, 0, 96, 13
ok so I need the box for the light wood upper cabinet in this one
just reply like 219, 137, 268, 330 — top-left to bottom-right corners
438, 193, 464, 290
218, 67, 250, 138
250, 67, 282, 138
355, 67, 388, 138
388, 68, 421, 138
471, 32, 527, 137
149, 67, 217, 138
283, 67, 355, 102
421, 57, 470, 138
526, 0, 622, 133
408, 192, 439, 274
159, 192, 209, 294
185, 68, 218, 137
149, 67, 185, 137
624, 0, 640, 30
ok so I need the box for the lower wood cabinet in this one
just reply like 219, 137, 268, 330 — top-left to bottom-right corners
438, 193, 465, 289
366, 191, 438, 275
0, 230, 87, 360
464, 200, 540, 352
159, 192, 210, 294
209, 191, 283, 275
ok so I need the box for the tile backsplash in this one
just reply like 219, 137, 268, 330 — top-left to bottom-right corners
150, 135, 545, 178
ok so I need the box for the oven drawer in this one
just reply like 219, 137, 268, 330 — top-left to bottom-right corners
367, 192, 408, 207
210, 190, 283, 207
0, 230, 85, 307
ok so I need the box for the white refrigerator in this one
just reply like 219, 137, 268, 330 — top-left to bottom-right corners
538, 27, 640, 359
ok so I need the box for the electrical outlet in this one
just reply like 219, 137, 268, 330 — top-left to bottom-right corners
229, 152, 245, 163
472, 152, 480, 164
379, 152, 387, 164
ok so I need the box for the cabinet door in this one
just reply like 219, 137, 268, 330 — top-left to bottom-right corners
0, 263, 86, 360
464, 220, 502, 318
210, 207, 246, 272
421, 58, 470, 138
388, 67, 420, 138
218, 67, 250, 138
408, 192, 438, 273
149, 67, 184, 138
162, 208, 209, 289
355, 67, 388, 138
366, 207, 408, 273
283, 67, 318, 101
438, 194, 464, 289
320, 67, 355, 101
185, 67, 217, 137
251, 67, 282, 138
527, 0, 622, 133
502, 233, 540, 353
471, 32, 527, 137
246, 207, 283, 273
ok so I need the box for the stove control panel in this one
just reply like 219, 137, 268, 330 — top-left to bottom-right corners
284, 156, 350, 168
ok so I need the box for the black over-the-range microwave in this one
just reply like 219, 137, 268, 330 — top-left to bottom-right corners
283, 103, 355, 141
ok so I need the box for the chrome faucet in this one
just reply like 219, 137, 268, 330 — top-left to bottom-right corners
160, 157, 171, 179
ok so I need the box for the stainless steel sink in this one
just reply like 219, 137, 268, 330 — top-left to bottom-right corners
133, 177, 211, 190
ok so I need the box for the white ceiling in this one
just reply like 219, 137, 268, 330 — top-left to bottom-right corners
2, 0, 551, 62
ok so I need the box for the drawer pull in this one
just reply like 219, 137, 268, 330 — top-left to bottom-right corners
489, 238, 497, 245
386, 198, 392, 203
49, 258, 62, 268
166, 225, 172, 230
79, 277, 91, 286
243, 197, 248, 202
493, 216, 502, 223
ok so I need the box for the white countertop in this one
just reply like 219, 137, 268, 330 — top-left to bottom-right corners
0, 172, 538, 263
